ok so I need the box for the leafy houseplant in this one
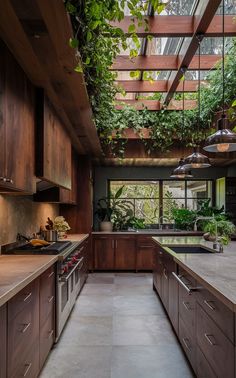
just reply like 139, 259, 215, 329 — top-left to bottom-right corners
171, 208, 196, 231
203, 219, 236, 245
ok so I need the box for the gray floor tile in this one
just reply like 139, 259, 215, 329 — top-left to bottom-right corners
40, 346, 112, 378
73, 295, 114, 316
113, 315, 176, 346
81, 283, 115, 296
114, 283, 154, 296
111, 345, 194, 378
60, 316, 113, 346
86, 275, 114, 284
113, 295, 165, 316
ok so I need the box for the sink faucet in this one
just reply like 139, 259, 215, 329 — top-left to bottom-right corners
159, 215, 168, 230
194, 216, 223, 253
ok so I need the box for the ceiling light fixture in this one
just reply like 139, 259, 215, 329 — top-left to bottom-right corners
171, 74, 193, 178
183, 36, 211, 169
204, 0, 236, 153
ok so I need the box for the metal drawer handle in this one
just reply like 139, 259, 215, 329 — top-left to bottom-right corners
23, 362, 32, 377
182, 338, 191, 352
48, 295, 54, 303
23, 292, 32, 302
172, 272, 197, 295
163, 269, 168, 280
204, 333, 216, 346
48, 271, 54, 278
48, 329, 54, 339
21, 322, 31, 333
204, 300, 215, 311
182, 301, 191, 311
59, 258, 83, 282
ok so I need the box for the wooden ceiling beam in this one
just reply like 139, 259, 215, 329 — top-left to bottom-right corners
114, 99, 197, 110
111, 54, 221, 71
163, 0, 222, 105
0, 0, 85, 154
111, 15, 236, 37
115, 80, 204, 93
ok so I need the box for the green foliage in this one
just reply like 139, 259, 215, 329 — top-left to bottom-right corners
163, 191, 178, 223
203, 219, 236, 245
127, 216, 146, 230
171, 208, 197, 231
196, 199, 225, 218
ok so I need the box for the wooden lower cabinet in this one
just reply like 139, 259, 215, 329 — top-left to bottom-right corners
136, 237, 155, 270
94, 236, 114, 270
0, 305, 7, 378
0, 264, 56, 378
115, 237, 136, 270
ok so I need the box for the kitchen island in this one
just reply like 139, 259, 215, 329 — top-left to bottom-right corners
152, 236, 236, 378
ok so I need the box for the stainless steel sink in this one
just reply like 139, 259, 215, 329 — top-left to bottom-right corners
170, 246, 213, 254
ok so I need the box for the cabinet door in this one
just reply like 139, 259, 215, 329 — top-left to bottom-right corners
94, 237, 114, 270
60, 149, 78, 204
36, 91, 72, 189
153, 247, 162, 295
115, 237, 136, 270
0, 41, 36, 193
0, 304, 7, 378
167, 258, 178, 334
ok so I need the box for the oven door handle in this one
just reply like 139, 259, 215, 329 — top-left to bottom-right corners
59, 258, 84, 282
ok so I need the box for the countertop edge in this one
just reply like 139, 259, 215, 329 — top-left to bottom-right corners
0, 255, 57, 307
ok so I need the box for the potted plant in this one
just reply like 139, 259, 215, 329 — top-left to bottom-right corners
171, 208, 197, 231
203, 219, 236, 245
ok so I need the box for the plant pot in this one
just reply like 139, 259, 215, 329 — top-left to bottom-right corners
100, 221, 113, 232
203, 232, 216, 241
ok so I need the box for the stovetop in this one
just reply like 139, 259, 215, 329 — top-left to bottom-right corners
2, 241, 72, 256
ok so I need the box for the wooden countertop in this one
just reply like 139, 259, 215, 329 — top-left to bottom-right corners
152, 236, 236, 312
0, 255, 57, 307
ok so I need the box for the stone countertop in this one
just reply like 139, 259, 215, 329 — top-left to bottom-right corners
152, 236, 236, 312
0, 255, 57, 307
63, 233, 89, 242
92, 231, 203, 235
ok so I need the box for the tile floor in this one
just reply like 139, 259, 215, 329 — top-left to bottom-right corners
40, 273, 194, 378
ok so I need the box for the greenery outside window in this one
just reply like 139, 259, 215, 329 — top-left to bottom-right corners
109, 180, 213, 225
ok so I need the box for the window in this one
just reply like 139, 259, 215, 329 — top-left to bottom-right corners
109, 179, 213, 225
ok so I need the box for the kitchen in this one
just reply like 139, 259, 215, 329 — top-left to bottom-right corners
1, 1, 236, 378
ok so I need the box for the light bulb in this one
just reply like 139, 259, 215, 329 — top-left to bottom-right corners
216, 143, 230, 152
192, 164, 201, 168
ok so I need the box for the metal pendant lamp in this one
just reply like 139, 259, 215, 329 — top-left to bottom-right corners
204, 0, 236, 153
183, 36, 211, 169
171, 76, 193, 178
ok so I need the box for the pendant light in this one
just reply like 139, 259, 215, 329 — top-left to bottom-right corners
204, 0, 236, 153
183, 36, 211, 169
171, 76, 193, 178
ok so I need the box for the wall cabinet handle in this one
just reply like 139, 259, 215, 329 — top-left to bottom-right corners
23, 292, 32, 302
204, 299, 215, 311
48, 295, 54, 303
48, 329, 54, 339
182, 338, 191, 352
48, 271, 54, 278
204, 333, 216, 346
21, 322, 31, 333
182, 301, 191, 311
23, 363, 32, 377
163, 268, 168, 280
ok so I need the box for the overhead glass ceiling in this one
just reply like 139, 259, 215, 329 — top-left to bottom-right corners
116, 1, 236, 102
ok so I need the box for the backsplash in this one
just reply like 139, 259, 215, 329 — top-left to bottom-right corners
0, 195, 59, 246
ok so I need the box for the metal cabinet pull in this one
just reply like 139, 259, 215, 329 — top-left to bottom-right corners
163, 269, 168, 280
48, 271, 54, 278
204, 300, 215, 311
182, 301, 191, 311
204, 333, 216, 346
48, 330, 54, 339
23, 363, 32, 377
23, 292, 32, 302
172, 272, 197, 294
48, 295, 54, 303
182, 338, 191, 352
21, 322, 31, 333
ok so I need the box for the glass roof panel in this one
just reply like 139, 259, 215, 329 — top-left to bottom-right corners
216, 1, 236, 14
157, 0, 198, 15
147, 37, 182, 55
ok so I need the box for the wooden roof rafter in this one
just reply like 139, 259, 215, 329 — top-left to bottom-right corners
111, 14, 236, 38
115, 80, 205, 93
114, 99, 197, 111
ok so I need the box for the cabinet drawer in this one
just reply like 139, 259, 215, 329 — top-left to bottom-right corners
197, 286, 234, 343
8, 279, 39, 321
196, 346, 216, 378
196, 303, 234, 378
179, 283, 196, 335
179, 316, 196, 371
8, 340, 39, 378
40, 266, 55, 325
40, 312, 54, 369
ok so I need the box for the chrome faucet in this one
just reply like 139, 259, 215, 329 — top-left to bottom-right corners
194, 216, 223, 253
159, 215, 168, 230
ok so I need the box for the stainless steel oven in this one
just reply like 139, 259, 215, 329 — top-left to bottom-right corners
56, 244, 85, 341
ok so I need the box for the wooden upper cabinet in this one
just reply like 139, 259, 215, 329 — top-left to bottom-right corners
0, 40, 36, 194
35, 90, 71, 189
